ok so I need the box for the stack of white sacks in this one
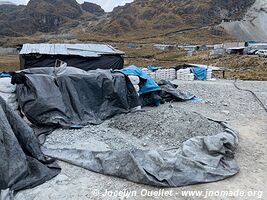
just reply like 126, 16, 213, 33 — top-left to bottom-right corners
155, 69, 176, 81
0, 77, 19, 111
142, 68, 156, 80
142, 68, 176, 81
207, 68, 213, 80
143, 67, 213, 81
128, 75, 140, 94
176, 68, 195, 81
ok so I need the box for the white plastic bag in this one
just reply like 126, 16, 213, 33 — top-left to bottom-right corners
0, 78, 16, 93
128, 75, 140, 85
134, 85, 140, 93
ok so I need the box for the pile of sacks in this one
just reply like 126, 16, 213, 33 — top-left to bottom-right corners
142, 68, 156, 80
0, 77, 18, 111
207, 68, 213, 80
142, 68, 176, 81
176, 68, 195, 81
155, 69, 176, 81
128, 75, 140, 94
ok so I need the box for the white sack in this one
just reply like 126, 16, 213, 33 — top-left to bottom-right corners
134, 85, 140, 93
128, 75, 140, 85
0, 78, 16, 93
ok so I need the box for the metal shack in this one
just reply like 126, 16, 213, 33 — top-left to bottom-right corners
19, 43, 125, 71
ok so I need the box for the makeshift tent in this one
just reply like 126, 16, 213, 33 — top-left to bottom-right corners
19, 44, 125, 71
14, 68, 140, 127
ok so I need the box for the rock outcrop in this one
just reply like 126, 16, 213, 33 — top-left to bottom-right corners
0, 0, 105, 36
221, 0, 267, 41
93, 0, 256, 34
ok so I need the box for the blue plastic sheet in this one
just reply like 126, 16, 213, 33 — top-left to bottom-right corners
127, 42, 135, 49
147, 65, 159, 72
191, 97, 203, 102
191, 67, 207, 81
0, 72, 12, 78
118, 65, 161, 94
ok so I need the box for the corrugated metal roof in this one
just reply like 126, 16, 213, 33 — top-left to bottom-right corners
19, 44, 124, 57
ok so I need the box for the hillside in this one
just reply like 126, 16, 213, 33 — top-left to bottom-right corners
0, 0, 257, 38
221, 0, 267, 41
0, 0, 105, 36
89, 0, 255, 35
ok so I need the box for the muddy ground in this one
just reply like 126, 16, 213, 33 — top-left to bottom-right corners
16, 80, 267, 200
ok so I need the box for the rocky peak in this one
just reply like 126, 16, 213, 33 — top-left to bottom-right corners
25, 0, 82, 19
81, 2, 105, 16
95, 0, 256, 34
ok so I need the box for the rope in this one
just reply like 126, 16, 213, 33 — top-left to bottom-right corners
233, 80, 267, 113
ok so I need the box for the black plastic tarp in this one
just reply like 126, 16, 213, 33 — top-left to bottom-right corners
43, 123, 239, 187
0, 96, 60, 194
20, 54, 124, 71
158, 80, 195, 102
15, 70, 140, 127
139, 80, 195, 106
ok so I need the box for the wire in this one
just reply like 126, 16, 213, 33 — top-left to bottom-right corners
233, 80, 267, 113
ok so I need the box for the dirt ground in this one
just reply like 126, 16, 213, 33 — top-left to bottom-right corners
0, 55, 19, 72
15, 80, 267, 200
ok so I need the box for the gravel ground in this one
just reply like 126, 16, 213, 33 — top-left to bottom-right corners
108, 106, 224, 148
16, 80, 267, 200
45, 105, 224, 152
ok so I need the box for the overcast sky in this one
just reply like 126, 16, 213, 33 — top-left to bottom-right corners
8, 0, 134, 12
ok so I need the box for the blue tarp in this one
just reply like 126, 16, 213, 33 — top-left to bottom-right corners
191, 97, 203, 102
118, 65, 161, 94
128, 42, 135, 49
0, 72, 12, 78
147, 65, 159, 72
191, 67, 207, 81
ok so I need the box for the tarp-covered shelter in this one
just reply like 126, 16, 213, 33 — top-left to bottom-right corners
19, 44, 125, 71
14, 68, 140, 127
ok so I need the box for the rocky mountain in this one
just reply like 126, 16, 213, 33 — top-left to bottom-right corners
0, 0, 105, 36
221, 0, 267, 41
0, 0, 261, 41
0, 2, 26, 36
92, 0, 256, 34
24, 0, 82, 33
81, 2, 105, 16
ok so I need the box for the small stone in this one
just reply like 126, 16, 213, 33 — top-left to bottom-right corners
221, 110, 230, 115
142, 143, 148, 147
